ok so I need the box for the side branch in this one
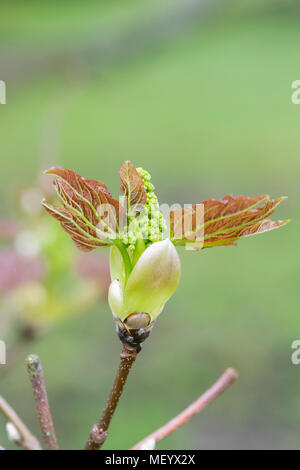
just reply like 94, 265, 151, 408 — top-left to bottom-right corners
85, 343, 139, 450
131, 368, 238, 450
26, 354, 59, 450
0, 395, 42, 450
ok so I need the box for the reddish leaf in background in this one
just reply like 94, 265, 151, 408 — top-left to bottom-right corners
0, 220, 21, 239
42, 168, 121, 251
0, 248, 44, 293
119, 161, 147, 208
170, 194, 289, 249
76, 253, 110, 295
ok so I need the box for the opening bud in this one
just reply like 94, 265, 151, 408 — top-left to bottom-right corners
108, 239, 181, 345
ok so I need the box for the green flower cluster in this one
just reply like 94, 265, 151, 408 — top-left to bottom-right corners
122, 168, 167, 251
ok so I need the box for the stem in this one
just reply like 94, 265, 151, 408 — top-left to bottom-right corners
114, 240, 132, 282
131, 368, 238, 450
132, 237, 145, 267
26, 354, 59, 450
85, 342, 139, 450
0, 395, 42, 450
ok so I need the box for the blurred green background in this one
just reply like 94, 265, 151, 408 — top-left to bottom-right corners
0, 0, 299, 450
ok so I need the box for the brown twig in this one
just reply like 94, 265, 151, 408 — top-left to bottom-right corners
0, 395, 42, 450
131, 367, 238, 450
26, 354, 59, 450
85, 342, 139, 450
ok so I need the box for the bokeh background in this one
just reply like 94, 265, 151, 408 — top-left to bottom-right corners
0, 0, 299, 450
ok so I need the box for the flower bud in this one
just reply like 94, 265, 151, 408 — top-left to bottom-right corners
123, 239, 180, 320
109, 245, 125, 289
108, 279, 123, 319
108, 239, 181, 325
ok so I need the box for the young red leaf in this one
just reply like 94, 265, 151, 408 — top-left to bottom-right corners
119, 161, 147, 208
42, 168, 121, 251
42, 202, 108, 251
170, 194, 289, 249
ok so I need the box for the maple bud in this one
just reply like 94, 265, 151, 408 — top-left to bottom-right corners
42, 161, 289, 348
108, 239, 181, 345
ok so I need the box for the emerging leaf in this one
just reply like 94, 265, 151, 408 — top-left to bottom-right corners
42, 167, 121, 251
170, 194, 289, 249
119, 161, 147, 208
108, 239, 181, 322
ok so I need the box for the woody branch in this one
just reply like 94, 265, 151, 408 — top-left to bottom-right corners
131, 368, 238, 450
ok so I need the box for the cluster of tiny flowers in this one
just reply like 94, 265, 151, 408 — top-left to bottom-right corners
121, 168, 167, 251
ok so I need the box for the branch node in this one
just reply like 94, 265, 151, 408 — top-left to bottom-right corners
90, 425, 109, 444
